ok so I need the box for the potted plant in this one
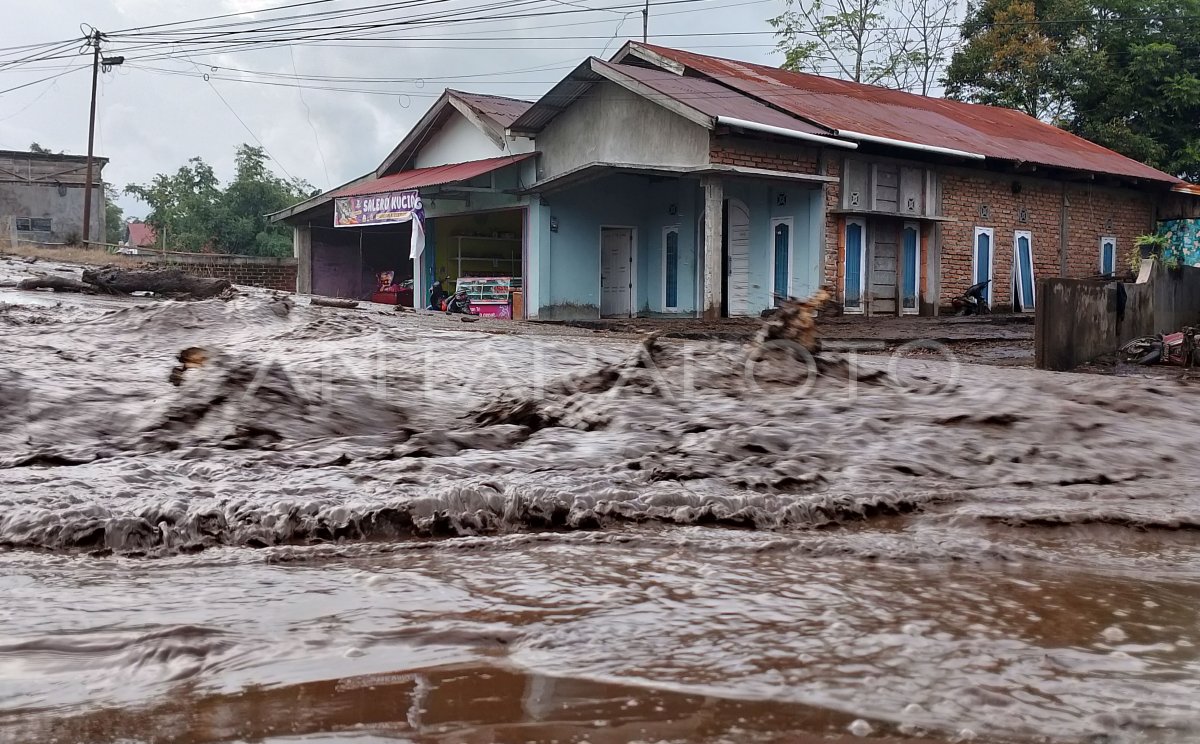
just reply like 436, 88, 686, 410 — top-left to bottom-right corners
1134, 233, 1168, 259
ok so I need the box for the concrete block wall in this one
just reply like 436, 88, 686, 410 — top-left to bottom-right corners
1036, 261, 1200, 370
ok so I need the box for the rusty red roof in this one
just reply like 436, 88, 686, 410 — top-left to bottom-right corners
448, 90, 532, 128
626, 43, 1179, 184
589, 58, 832, 136
126, 222, 157, 247
333, 154, 535, 198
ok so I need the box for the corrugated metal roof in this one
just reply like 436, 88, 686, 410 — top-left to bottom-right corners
333, 153, 536, 198
590, 59, 832, 136
510, 60, 604, 133
628, 43, 1180, 184
448, 90, 532, 128
127, 222, 157, 247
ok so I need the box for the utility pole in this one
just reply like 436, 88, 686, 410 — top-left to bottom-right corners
81, 28, 122, 248
642, 0, 649, 42
81, 29, 101, 247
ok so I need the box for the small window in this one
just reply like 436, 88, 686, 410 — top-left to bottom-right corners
1013, 230, 1035, 312
30, 217, 51, 232
844, 219, 866, 313
901, 222, 920, 313
662, 226, 679, 311
1100, 236, 1117, 275
771, 217, 793, 305
15, 218, 31, 231
973, 226, 994, 307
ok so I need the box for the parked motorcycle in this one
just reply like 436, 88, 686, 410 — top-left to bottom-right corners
1118, 327, 1199, 366
951, 280, 991, 316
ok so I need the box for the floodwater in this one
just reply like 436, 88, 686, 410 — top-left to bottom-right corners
2, 258, 1199, 744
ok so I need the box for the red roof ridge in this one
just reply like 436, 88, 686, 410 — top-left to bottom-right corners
446, 89, 532, 105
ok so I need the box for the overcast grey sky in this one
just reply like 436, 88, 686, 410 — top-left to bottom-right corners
0, 0, 787, 217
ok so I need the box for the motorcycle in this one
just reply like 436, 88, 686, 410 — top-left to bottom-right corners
951, 280, 991, 316
1118, 327, 1199, 366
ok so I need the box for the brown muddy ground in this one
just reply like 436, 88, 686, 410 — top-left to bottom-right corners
1, 257, 1198, 744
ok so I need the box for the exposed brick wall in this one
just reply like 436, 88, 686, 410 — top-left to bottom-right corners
939, 172, 1155, 308
815, 154, 1157, 311
142, 254, 298, 292
823, 154, 842, 296
710, 137, 821, 175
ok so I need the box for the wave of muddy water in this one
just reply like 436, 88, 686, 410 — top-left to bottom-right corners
2, 263, 1199, 744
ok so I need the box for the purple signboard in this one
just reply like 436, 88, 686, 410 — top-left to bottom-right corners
334, 189, 423, 228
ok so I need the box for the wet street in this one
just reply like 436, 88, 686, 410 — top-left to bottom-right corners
1, 257, 1199, 743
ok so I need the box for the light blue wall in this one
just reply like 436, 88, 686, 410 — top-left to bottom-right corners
723, 180, 822, 312
532, 173, 822, 319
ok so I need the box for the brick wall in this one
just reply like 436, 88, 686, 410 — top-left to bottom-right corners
141, 253, 297, 292
823, 154, 842, 296
710, 137, 821, 175
939, 172, 1155, 308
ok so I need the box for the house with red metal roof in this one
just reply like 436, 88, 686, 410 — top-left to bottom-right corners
272, 89, 537, 303
275, 43, 1184, 319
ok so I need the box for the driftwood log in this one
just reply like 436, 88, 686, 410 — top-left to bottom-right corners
81, 267, 232, 299
16, 276, 97, 293
310, 297, 359, 309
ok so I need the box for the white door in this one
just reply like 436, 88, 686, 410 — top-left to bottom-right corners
600, 227, 633, 317
726, 199, 751, 316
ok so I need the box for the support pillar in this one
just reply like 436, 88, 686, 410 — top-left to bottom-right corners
293, 224, 312, 294
702, 175, 723, 321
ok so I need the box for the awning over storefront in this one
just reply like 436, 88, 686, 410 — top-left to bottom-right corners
331, 153, 536, 198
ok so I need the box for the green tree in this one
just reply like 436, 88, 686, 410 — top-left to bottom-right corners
1067, 0, 1200, 180
943, 0, 1089, 120
125, 145, 313, 257
29, 142, 52, 154
104, 185, 124, 246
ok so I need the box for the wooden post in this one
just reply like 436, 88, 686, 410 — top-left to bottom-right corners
702, 175, 723, 321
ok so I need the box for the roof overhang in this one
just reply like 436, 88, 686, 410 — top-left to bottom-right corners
521, 161, 836, 194
334, 153, 535, 199
268, 171, 376, 223
271, 154, 537, 224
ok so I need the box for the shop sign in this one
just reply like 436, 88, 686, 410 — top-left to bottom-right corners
334, 188, 427, 259
334, 189, 423, 228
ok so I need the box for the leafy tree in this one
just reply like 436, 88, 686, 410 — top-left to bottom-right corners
104, 185, 124, 246
29, 142, 52, 154
943, 0, 1089, 120
1067, 0, 1200, 180
945, 0, 1200, 178
126, 145, 313, 257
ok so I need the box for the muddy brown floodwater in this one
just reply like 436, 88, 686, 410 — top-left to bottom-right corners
1, 258, 1199, 744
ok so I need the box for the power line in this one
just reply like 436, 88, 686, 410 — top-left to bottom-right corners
0, 65, 89, 97
180, 55, 300, 182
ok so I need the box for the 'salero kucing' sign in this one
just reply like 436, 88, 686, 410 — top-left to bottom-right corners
333, 188, 426, 259
334, 189, 422, 228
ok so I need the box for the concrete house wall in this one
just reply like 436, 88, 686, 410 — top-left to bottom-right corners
0, 152, 105, 245
414, 114, 514, 169
535, 80, 709, 181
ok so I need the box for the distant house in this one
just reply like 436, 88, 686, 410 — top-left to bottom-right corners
0, 149, 106, 245
274, 44, 1186, 318
123, 221, 158, 251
